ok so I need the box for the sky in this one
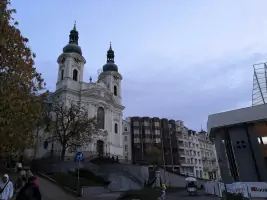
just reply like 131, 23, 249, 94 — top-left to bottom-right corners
11, 0, 267, 131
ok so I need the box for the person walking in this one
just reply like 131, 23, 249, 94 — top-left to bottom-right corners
16, 176, 42, 200
0, 174, 14, 200
25, 170, 38, 186
161, 183, 167, 200
14, 170, 27, 194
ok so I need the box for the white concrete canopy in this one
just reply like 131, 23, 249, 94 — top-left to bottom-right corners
208, 103, 267, 136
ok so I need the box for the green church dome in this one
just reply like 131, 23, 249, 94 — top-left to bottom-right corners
103, 43, 118, 72
63, 43, 82, 55
63, 22, 82, 56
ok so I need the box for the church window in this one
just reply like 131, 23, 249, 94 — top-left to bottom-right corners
61, 69, 64, 80
115, 123, 118, 133
43, 141, 48, 149
114, 85, 117, 96
73, 69, 78, 81
97, 107, 105, 129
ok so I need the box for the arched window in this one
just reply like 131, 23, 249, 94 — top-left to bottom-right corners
97, 107, 105, 129
115, 123, 118, 134
73, 69, 78, 81
61, 69, 64, 80
43, 141, 48, 149
114, 85, 117, 96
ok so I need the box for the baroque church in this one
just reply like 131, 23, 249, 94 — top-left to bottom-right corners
32, 23, 125, 159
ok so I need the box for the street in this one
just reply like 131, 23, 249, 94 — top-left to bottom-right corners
36, 175, 218, 200
167, 190, 218, 200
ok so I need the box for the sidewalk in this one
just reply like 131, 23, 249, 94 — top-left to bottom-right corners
37, 175, 78, 200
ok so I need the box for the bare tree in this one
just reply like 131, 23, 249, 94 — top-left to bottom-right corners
47, 101, 97, 160
145, 146, 163, 170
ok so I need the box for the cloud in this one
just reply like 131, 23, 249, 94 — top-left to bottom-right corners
122, 51, 267, 130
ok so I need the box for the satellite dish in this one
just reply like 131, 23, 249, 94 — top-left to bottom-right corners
97, 69, 103, 75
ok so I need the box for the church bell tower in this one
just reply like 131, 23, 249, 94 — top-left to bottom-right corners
56, 22, 86, 91
98, 43, 123, 105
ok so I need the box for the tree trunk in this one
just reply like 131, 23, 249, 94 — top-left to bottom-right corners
60, 147, 66, 161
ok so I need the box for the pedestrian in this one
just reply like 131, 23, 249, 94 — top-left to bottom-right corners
14, 171, 27, 194
16, 176, 42, 200
0, 174, 14, 200
161, 183, 167, 200
25, 170, 38, 186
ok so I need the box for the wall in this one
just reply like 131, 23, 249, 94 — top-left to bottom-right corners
158, 168, 205, 188
213, 123, 267, 183
82, 187, 109, 198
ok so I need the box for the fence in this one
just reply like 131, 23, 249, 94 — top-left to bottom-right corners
205, 181, 267, 199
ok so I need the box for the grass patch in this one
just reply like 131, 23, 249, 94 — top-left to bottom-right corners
118, 188, 162, 200
47, 172, 106, 191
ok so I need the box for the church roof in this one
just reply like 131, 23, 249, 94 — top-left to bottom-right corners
63, 22, 82, 56
103, 42, 118, 72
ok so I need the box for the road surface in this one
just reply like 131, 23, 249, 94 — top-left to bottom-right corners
167, 189, 218, 200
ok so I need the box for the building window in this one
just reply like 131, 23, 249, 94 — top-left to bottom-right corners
61, 69, 64, 80
155, 122, 160, 127
155, 130, 160, 135
97, 107, 105, 129
144, 121, 149, 126
124, 145, 128, 151
134, 138, 140, 143
114, 85, 117, 96
155, 138, 161, 143
258, 137, 267, 145
134, 129, 139, 134
124, 126, 128, 132
124, 136, 127, 141
73, 69, 78, 81
115, 123, 118, 133
145, 129, 150, 135
43, 141, 48, 149
133, 121, 139, 126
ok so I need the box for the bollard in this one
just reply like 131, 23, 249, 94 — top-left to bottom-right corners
77, 186, 83, 197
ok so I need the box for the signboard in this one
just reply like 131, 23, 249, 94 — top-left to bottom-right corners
75, 152, 84, 162
246, 182, 267, 198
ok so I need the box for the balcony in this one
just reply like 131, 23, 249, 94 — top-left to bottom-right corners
179, 152, 186, 157
203, 166, 209, 172
202, 156, 207, 160
212, 166, 219, 171
211, 158, 217, 162
180, 160, 196, 167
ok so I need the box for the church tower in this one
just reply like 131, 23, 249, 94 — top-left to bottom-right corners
56, 22, 86, 91
98, 43, 123, 105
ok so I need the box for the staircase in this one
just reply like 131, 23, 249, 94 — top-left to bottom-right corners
84, 159, 143, 191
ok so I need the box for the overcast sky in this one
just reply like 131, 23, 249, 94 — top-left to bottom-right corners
12, 0, 267, 130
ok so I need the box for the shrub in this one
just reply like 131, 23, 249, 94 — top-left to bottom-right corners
118, 188, 161, 200
68, 168, 110, 186
48, 172, 104, 191
223, 192, 244, 200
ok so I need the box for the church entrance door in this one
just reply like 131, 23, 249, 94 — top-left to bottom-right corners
97, 140, 104, 157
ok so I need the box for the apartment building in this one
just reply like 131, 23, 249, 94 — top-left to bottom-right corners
177, 125, 203, 178
198, 130, 220, 180
122, 118, 132, 163
130, 117, 180, 170
127, 116, 220, 180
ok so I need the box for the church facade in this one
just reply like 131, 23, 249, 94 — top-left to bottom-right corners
38, 24, 125, 159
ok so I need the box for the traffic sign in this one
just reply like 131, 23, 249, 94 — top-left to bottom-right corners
75, 152, 84, 161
